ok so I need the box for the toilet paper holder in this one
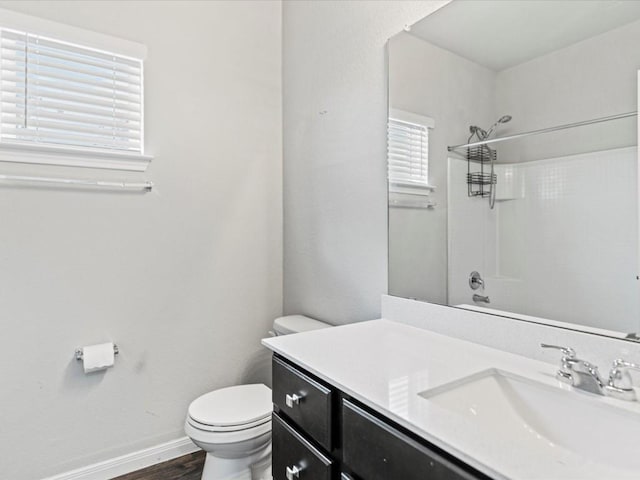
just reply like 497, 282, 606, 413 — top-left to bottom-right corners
75, 344, 119, 361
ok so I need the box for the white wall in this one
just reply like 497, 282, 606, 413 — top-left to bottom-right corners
282, 0, 449, 324
0, 2, 282, 479
495, 18, 640, 163
388, 32, 495, 303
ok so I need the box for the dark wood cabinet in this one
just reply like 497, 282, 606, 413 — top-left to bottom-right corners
272, 412, 334, 480
272, 355, 334, 451
342, 399, 482, 480
272, 355, 489, 480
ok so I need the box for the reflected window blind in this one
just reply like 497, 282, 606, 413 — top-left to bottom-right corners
387, 117, 430, 192
0, 29, 143, 154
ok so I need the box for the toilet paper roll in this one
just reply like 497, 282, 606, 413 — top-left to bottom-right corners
82, 342, 115, 373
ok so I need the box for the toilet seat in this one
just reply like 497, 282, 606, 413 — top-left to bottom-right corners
187, 383, 272, 435
185, 413, 272, 446
187, 414, 270, 433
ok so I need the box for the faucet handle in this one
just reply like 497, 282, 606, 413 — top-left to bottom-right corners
540, 344, 576, 358
608, 359, 640, 391
541, 344, 576, 384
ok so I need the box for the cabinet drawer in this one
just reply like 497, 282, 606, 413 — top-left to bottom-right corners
273, 356, 333, 450
272, 412, 334, 480
342, 399, 484, 480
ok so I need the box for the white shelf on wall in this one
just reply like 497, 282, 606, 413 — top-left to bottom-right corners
389, 192, 436, 209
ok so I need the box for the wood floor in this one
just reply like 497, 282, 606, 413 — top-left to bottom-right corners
112, 451, 205, 480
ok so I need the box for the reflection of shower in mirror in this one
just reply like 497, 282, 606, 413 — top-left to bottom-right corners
486, 115, 512, 138
387, 0, 640, 337
466, 115, 512, 209
468, 115, 512, 143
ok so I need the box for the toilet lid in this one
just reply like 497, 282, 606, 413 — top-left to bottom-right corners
273, 315, 331, 335
188, 384, 272, 427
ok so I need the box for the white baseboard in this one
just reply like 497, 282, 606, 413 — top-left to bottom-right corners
42, 436, 201, 480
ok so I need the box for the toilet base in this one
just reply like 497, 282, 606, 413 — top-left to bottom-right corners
250, 453, 272, 480
200, 443, 272, 480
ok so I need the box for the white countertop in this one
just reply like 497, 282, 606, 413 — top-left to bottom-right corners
262, 319, 640, 480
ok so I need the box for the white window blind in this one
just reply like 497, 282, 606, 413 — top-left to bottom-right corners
387, 111, 434, 195
0, 28, 143, 156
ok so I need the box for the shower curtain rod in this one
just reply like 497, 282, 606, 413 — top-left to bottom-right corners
447, 111, 637, 152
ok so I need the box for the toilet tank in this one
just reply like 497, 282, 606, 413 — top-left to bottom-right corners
272, 315, 332, 336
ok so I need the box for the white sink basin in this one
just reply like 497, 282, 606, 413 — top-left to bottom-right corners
419, 369, 640, 475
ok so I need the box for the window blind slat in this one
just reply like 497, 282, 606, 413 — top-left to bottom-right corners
2, 116, 140, 140
2, 109, 139, 131
1, 42, 141, 76
2, 48, 140, 78
3, 71, 141, 100
2, 57, 141, 86
1, 120, 141, 142
2, 97, 141, 122
1, 30, 140, 64
2, 51, 140, 86
0, 28, 144, 155
1, 86, 141, 114
2, 126, 141, 150
28, 35, 140, 67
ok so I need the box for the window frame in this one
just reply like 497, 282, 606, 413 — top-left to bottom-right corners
0, 8, 151, 171
387, 108, 435, 196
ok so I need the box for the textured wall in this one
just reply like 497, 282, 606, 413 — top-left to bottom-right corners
282, 0, 449, 324
496, 18, 640, 163
0, 2, 282, 479
387, 32, 495, 303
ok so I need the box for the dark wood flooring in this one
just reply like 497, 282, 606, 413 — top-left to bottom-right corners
112, 451, 205, 480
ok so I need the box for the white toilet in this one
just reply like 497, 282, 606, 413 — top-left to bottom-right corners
185, 315, 332, 480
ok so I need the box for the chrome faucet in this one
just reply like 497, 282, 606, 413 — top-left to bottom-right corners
540, 344, 605, 395
472, 294, 490, 304
605, 359, 640, 401
541, 344, 640, 400
469, 271, 484, 290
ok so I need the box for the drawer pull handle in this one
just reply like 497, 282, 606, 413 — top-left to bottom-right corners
286, 465, 302, 480
285, 393, 303, 408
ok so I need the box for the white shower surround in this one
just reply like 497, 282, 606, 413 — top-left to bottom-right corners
448, 146, 639, 333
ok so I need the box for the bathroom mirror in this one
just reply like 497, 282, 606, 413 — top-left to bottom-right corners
387, 0, 640, 340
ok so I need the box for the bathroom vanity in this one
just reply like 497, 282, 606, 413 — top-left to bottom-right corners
271, 354, 485, 480
263, 320, 640, 480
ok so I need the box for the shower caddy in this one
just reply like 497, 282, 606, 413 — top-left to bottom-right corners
466, 144, 496, 200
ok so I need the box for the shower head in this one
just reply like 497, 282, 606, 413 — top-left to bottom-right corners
485, 114, 513, 138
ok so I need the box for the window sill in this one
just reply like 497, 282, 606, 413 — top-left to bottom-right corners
389, 183, 436, 196
389, 192, 437, 209
0, 143, 153, 172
